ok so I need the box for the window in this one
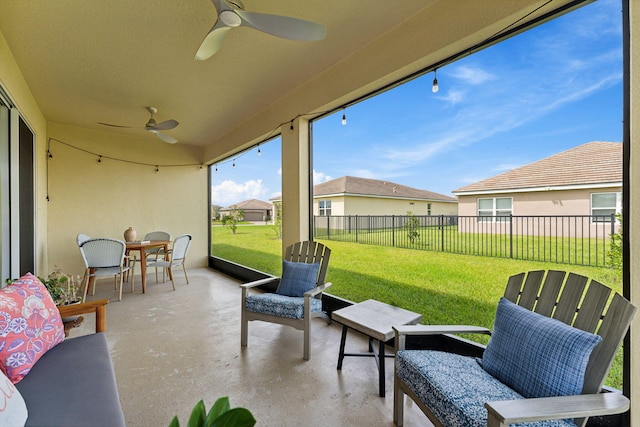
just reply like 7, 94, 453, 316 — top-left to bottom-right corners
478, 197, 512, 222
591, 192, 621, 222
427, 203, 432, 216
319, 200, 332, 216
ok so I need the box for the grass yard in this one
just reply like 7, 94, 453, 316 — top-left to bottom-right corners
212, 224, 624, 388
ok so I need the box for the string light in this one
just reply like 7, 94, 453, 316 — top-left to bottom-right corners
432, 69, 439, 93
97, 155, 102, 164
232, 160, 236, 169
155, 165, 159, 173
341, 111, 347, 126
257, 145, 261, 156
215, 165, 218, 173
47, 151, 53, 159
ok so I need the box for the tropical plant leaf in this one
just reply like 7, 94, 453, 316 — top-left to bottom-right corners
211, 408, 256, 427
207, 396, 231, 423
169, 415, 180, 427
187, 400, 207, 427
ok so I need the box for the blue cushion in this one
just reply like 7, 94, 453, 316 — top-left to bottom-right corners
275, 260, 320, 297
482, 297, 602, 398
245, 293, 322, 319
395, 350, 576, 427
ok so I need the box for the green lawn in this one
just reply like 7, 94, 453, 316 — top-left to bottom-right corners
212, 224, 624, 388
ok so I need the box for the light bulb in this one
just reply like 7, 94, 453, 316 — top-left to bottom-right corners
155, 165, 159, 173
215, 165, 218, 174
341, 113, 347, 126
98, 156, 102, 164
48, 151, 53, 159
289, 122, 294, 133
257, 147, 261, 156
432, 70, 439, 93
232, 161, 236, 169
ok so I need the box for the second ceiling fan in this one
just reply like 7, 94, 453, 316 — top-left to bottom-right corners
195, 0, 325, 61
98, 107, 179, 144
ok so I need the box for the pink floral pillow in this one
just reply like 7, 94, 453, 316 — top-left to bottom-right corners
0, 273, 65, 383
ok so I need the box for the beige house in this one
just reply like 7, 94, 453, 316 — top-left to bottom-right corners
453, 142, 622, 236
220, 199, 272, 222
2, 2, 640, 419
271, 176, 457, 219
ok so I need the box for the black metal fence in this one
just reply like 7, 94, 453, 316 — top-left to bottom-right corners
313, 214, 618, 267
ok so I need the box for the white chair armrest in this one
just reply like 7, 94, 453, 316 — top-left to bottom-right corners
240, 276, 279, 289
304, 282, 332, 297
485, 392, 629, 426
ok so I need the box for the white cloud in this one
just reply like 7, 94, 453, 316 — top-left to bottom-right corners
450, 65, 495, 85
440, 89, 465, 105
313, 170, 333, 184
211, 179, 267, 206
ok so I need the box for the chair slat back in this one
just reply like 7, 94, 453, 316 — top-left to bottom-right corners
80, 238, 126, 268
503, 270, 636, 396
171, 234, 192, 261
284, 241, 331, 286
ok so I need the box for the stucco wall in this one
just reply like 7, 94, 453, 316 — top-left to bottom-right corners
46, 123, 208, 277
457, 187, 622, 216
313, 195, 457, 216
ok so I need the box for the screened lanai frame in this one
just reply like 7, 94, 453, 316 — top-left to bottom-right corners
208, 0, 633, 413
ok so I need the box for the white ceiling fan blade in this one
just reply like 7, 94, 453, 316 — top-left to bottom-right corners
149, 119, 179, 131
154, 131, 178, 144
195, 24, 231, 60
236, 10, 325, 41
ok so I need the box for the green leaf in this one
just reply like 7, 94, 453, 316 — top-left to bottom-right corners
210, 408, 256, 427
187, 400, 207, 427
205, 397, 231, 427
169, 416, 180, 427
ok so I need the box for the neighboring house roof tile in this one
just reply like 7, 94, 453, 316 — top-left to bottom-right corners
223, 199, 272, 210
314, 176, 457, 202
453, 141, 622, 194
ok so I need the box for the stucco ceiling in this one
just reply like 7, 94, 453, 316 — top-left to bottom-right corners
0, 0, 586, 161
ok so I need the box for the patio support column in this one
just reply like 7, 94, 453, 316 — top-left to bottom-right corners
280, 116, 311, 253
627, 1, 639, 426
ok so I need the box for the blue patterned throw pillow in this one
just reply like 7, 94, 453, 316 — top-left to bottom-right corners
275, 260, 320, 297
482, 297, 602, 398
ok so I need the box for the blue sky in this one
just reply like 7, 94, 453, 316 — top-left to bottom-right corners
211, 0, 622, 207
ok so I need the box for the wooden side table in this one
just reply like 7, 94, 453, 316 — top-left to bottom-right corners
332, 299, 422, 397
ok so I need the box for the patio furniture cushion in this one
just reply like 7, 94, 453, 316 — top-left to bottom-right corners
0, 273, 65, 383
395, 350, 576, 427
0, 368, 28, 425
245, 293, 322, 319
275, 260, 320, 297
16, 332, 125, 427
482, 298, 601, 398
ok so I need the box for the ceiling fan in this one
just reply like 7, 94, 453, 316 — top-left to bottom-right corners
195, 0, 325, 60
98, 107, 179, 144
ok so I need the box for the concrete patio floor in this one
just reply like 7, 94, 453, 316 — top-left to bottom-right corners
76, 267, 431, 426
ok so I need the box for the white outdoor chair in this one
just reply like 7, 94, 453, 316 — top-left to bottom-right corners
76, 233, 91, 246
146, 234, 191, 289
79, 238, 133, 302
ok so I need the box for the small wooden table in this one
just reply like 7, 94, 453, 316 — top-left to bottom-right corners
332, 299, 422, 397
125, 240, 171, 294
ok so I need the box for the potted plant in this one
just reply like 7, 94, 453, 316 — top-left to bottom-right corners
170, 397, 255, 427
38, 266, 83, 306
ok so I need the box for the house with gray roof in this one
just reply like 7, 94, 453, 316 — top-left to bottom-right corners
272, 176, 457, 219
453, 141, 622, 234
220, 199, 273, 222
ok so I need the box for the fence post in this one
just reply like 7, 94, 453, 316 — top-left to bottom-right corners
439, 215, 444, 251
509, 214, 513, 259
392, 215, 395, 247
610, 213, 615, 236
